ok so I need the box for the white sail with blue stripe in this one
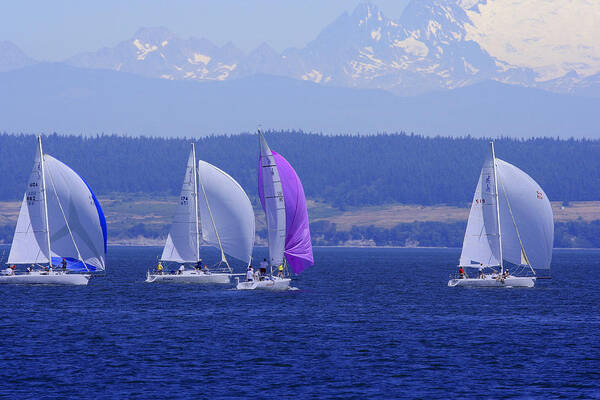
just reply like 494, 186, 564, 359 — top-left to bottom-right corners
7, 137, 107, 272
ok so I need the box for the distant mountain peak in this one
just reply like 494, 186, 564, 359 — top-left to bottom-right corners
0, 41, 36, 72
63, 0, 598, 96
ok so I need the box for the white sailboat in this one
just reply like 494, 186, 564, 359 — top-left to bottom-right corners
0, 136, 107, 285
448, 142, 554, 288
236, 131, 313, 290
146, 144, 255, 283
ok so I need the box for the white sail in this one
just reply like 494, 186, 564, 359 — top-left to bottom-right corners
161, 147, 200, 263
8, 144, 50, 264
197, 160, 255, 265
459, 156, 501, 267
259, 133, 286, 268
43, 155, 107, 270
496, 159, 554, 270
8, 140, 106, 270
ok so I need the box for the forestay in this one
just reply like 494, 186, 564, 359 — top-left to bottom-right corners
161, 148, 200, 263
496, 159, 554, 270
459, 156, 501, 268
197, 160, 255, 265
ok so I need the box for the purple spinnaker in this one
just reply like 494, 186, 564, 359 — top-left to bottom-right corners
259, 151, 314, 274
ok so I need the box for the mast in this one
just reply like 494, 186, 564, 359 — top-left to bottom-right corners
191, 143, 201, 263
490, 141, 503, 275
38, 136, 52, 267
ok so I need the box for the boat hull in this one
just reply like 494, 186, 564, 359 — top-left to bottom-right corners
145, 271, 231, 284
0, 272, 90, 285
236, 277, 291, 291
448, 276, 535, 288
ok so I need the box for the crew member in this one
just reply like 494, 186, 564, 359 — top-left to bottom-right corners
178, 265, 185, 275
458, 266, 465, 279
246, 266, 254, 282
277, 265, 284, 278
157, 261, 163, 275
61, 258, 67, 272
260, 258, 268, 270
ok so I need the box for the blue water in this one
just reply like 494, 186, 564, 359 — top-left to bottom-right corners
1, 246, 599, 399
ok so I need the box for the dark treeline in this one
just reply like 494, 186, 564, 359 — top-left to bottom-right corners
309, 220, 600, 248
2, 219, 599, 249
1, 131, 599, 206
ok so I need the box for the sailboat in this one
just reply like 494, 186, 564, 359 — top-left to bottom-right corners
236, 131, 313, 290
448, 142, 554, 288
146, 143, 255, 283
0, 136, 107, 285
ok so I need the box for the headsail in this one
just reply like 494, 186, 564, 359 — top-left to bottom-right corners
43, 155, 107, 271
496, 159, 554, 270
161, 146, 200, 263
197, 160, 255, 266
459, 155, 501, 268
258, 133, 313, 274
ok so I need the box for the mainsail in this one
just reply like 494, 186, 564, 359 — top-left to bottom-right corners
459, 156, 500, 268
197, 160, 255, 266
161, 146, 200, 263
459, 143, 554, 271
258, 133, 313, 274
8, 143, 51, 265
8, 138, 107, 271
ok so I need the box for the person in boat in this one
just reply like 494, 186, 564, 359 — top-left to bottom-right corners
26, 266, 32, 274
157, 261, 164, 275
246, 266, 254, 282
260, 258, 268, 270
203, 264, 209, 274
458, 266, 465, 279
61, 258, 67, 272
5, 265, 16, 276
195, 260, 202, 272
178, 265, 185, 275
277, 265, 284, 278
504, 269, 509, 278
478, 264, 484, 279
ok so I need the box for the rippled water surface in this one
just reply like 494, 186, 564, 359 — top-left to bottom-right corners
1, 246, 599, 399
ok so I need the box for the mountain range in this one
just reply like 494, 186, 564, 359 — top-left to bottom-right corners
1, 62, 598, 137
1, 1, 599, 96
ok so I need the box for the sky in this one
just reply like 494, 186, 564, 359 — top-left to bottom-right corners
1, 0, 410, 61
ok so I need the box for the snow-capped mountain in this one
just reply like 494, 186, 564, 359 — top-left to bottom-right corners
0, 41, 35, 72
58, 0, 600, 95
67, 27, 244, 81
464, 0, 600, 81
280, 2, 533, 94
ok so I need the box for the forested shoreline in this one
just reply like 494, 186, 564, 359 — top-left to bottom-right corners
1, 131, 599, 249
1, 131, 599, 206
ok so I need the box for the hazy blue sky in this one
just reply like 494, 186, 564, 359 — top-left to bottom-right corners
1, 0, 410, 61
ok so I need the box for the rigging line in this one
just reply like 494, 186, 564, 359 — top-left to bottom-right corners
197, 165, 231, 273
498, 172, 536, 276
46, 162, 90, 273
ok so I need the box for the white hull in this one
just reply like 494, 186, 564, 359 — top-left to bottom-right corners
448, 275, 535, 288
145, 270, 231, 284
0, 272, 90, 285
236, 277, 291, 291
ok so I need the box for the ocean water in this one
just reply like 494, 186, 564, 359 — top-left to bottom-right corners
1, 246, 599, 399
